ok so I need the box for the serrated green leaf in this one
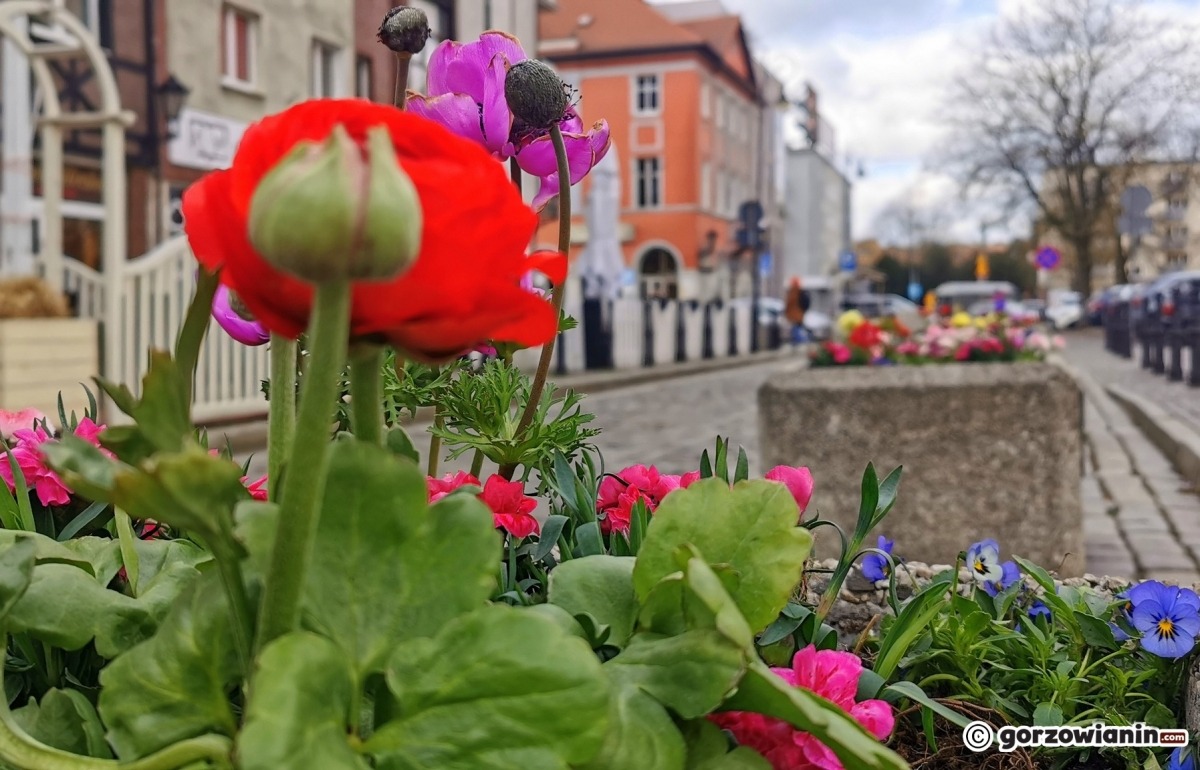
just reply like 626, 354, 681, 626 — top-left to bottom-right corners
239, 632, 368, 770
98, 572, 240, 760
633, 479, 811, 633
548, 556, 638, 649
39, 437, 121, 503
369, 605, 609, 770
302, 439, 499, 685
10, 688, 112, 758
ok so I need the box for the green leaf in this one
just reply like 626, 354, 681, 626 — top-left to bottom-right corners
369, 605, 609, 770
303, 439, 499, 684
853, 464, 880, 541
721, 662, 907, 770
880, 680, 972, 729
239, 632, 369, 770
10, 688, 111, 758
128, 351, 192, 453
233, 500, 278, 581
56, 501, 111, 541
0, 536, 36, 621
384, 427, 420, 464
548, 556, 638, 649
682, 720, 771, 770
59, 537, 122, 585
871, 466, 903, 528
733, 448, 749, 485
39, 436, 121, 503
1033, 702, 1064, 727
574, 521, 604, 557
1075, 610, 1118, 651
872, 571, 954, 680
577, 684, 685, 770
110, 446, 248, 552
606, 630, 745, 718
8, 564, 150, 656
535, 515, 569, 562
633, 479, 811, 633
98, 572, 241, 760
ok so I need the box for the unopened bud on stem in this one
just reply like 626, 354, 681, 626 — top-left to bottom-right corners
504, 60, 570, 129
378, 6, 430, 55
248, 125, 423, 284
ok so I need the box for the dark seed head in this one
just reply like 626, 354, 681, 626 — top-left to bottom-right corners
504, 60, 570, 129
378, 7, 430, 55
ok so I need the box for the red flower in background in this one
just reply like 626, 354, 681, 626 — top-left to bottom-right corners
425, 472, 539, 538
183, 99, 566, 362
848, 321, 883, 350
597, 464, 685, 535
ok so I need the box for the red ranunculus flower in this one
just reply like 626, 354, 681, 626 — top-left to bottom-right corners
848, 321, 883, 350
183, 99, 566, 362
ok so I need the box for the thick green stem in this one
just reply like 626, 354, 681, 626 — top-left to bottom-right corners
268, 335, 297, 500
257, 280, 351, 649
469, 449, 485, 478
427, 409, 444, 478
175, 270, 220, 406
499, 124, 571, 480
349, 347, 384, 445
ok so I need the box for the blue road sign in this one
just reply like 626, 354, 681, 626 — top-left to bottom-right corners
907, 281, 923, 302
759, 252, 773, 277
838, 250, 857, 272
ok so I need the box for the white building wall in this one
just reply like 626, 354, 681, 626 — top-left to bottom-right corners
781, 148, 851, 281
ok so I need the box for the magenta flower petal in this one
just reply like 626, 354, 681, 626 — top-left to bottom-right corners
407, 92, 488, 147
427, 31, 526, 101
523, 120, 612, 209
480, 55, 515, 155
212, 285, 269, 346
764, 465, 815, 514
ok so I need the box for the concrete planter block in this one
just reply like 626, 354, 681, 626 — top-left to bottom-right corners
758, 362, 1085, 575
0, 319, 99, 419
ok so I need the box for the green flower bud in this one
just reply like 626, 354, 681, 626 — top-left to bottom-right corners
248, 125, 423, 284
505, 60, 570, 129
378, 6, 430, 55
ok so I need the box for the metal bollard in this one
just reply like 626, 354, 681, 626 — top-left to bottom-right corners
1169, 328, 1185, 381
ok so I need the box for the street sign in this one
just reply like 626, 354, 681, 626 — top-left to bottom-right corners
1035, 246, 1061, 270
838, 250, 857, 272
738, 200, 764, 228
759, 252, 772, 277
907, 281, 923, 302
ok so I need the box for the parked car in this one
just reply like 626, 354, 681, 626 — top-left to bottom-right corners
1023, 298, 1047, 320
1045, 291, 1084, 330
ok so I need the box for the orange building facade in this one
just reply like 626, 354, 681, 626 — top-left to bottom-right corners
535, 0, 767, 301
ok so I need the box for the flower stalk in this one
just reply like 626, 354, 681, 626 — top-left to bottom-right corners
499, 123, 570, 480
267, 335, 297, 499
257, 279, 351, 649
349, 346, 384, 445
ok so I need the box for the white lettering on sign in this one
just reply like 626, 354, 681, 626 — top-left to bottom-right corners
167, 109, 248, 170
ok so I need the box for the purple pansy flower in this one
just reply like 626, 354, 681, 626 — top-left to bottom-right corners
966, 539, 1005, 584
1027, 601, 1050, 620
212, 285, 269, 346
407, 31, 611, 210
861, 536, 895, 582
1127, 580, 1200, 659
982, 560, 1021, 597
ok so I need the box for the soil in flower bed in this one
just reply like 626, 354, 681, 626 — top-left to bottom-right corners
891, 702, 1038, 770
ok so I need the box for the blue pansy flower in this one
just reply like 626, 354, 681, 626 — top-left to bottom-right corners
862, 536, 895, 582
982, 560, 1021, 597
1169, 747, 1196, 770
1028, 601, 1050, 620
1110, 590, 1135, 642
1127, 581, 1200, 659
966, 539, 1005, 585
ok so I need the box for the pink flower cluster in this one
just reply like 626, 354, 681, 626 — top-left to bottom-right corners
710, 646, 894, 769
427, 471, 540, 538
0, 415, 109, 507
597, 463, 815, 535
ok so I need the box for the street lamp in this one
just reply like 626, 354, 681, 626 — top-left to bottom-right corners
156, 74, 190, 139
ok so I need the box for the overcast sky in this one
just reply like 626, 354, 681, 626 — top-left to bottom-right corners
656, 0, 1200, 244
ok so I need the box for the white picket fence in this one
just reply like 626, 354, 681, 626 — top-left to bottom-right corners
56, 237, 271, 424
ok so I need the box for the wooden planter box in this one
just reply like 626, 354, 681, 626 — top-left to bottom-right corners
0, 319, 100, 420
758, 362, 1085, 575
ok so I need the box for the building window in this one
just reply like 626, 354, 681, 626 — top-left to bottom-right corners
635, 157, 661, 208
635, 74, 660, 115
311, 41, 343, 97
700, 82, 710, 119
222, 6, 258, 87
408, 1, 454, 93
356, 56, 373, 99
1169, 197, 1189, 220
31, 0, 110, 47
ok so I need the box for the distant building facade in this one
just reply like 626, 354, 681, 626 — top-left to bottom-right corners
536, 0, 784, 301
781, 144, 852, 280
